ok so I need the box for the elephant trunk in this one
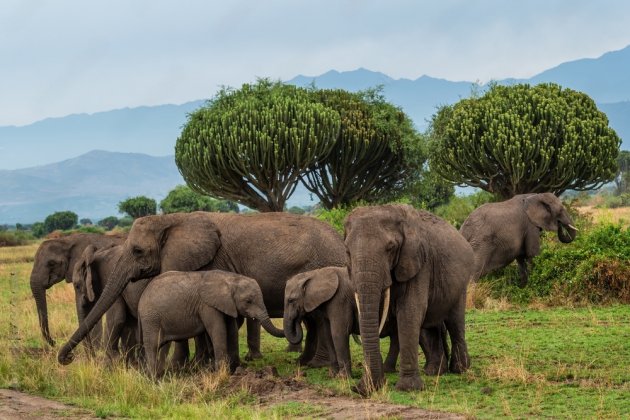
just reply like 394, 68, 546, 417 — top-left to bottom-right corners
558, 222, 577, 243
58, 254, 132, 365
283, 309, 303, 345
30, 281, 54, 346
260, 316, 285, 338
355, 271, 385, 395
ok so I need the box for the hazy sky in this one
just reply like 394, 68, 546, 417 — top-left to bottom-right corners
2, 0, 630, 126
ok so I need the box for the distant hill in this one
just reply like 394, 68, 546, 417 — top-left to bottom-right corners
0, 151, 185, 223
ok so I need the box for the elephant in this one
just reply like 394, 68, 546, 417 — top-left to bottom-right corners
345, 204, 475, 395
284, 266, 357, 377
58, 211, 346, 365
72, 244, 151, 364
138, 270, 285, 377
30, 232, 125, 346
460, 192, 578, 287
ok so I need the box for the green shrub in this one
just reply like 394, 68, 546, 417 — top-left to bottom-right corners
314, 205, 356, 234
434, 191, 496, 228
0, 230, 35, 247
481, 221, 630, 305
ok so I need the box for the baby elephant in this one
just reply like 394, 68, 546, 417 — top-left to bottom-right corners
138, 270, 285, 377
283, 266, 356, 377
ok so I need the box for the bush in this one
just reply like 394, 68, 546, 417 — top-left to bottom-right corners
433, 191, 496, 228
480, 221, 630, 305
43, 211, 78, 233
314, 205, 356, 234
0, 230, 34, 247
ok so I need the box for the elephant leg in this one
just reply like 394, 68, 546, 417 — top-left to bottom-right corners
330, 319, 352, 378
104, 298, 127, 363
516, 256, 530, 288
297, 318, 317, 365
395, 280, 425, 392
141, 322, 161, 378
445, 292, 470, 373
201, 309, 229, 371
306, 317, 332, 368
419, 326, 448, 376
192, 333, 213, 368
383, 321, 399, 373
244, 318, 262, 361
120, 320, 139, 366
225, 316, 240, 373
169, 340, 189, 371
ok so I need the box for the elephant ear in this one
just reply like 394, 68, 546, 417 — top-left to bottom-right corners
304, 268, 340, 312
73, 245, 97, 302
524, 194, 557, 232
160, 213, 222, 273
205, 277, 238, 318
394, 208, 423, 283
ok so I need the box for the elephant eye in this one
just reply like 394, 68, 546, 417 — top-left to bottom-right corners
386, 241, 396, 251
287, 298, 296, 304
132, 246, 143, 257
47, 260, 56, 267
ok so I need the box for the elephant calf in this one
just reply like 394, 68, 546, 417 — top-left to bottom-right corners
284, 267, 357, 377
138, 270, 285, 377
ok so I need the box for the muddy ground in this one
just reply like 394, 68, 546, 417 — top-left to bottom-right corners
0, 368, 463, 419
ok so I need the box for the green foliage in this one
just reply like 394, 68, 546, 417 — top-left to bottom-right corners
314, 204, 359, 234
43, 211, 78, 233
433, 191, 497, 228
31, 222, 46, 238
79, 218, 93, 226
159, 185, 239, 214
74, 225, 106, 235
176, 79, 341, 212
614, 150, 630, 194
405, 168, 455, 210
429, 83, 621, 198
301, 88, 422, 208
118, 196, 157, 219
97, 216, 119, 230
0, 230, 34, 247
483, 221, 630, 305
286, 206, 305, 215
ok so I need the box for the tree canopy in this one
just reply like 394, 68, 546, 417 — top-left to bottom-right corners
175, 79, 341, 212
159, 185, 239, 214
429, 83, 621, 198
300, 88, 423, 208
118, 196, 157, 219
43, 211, 78, 233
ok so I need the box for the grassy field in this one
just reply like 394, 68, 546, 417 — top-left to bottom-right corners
1, 243, 629, 419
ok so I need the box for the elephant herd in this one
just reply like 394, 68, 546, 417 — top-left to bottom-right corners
30, 193, 577, 396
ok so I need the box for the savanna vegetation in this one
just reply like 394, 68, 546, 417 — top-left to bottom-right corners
1, 80, 628, 418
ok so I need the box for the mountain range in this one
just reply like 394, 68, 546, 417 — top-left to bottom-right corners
1, 46, 629, 223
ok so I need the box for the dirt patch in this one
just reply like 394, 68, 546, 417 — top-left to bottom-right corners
0, 389, 95, 420
228, 367, 464, 419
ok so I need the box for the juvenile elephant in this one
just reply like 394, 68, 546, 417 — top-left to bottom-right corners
284, 266, 357, 377
460, 193, 578, 287
30, 233, 125, 346
345, 204, 475, 395
72, 244, 151, 364
59, 212, 346, 365
138, 270, 285, 377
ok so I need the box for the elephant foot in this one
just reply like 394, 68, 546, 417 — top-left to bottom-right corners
395, 374, 425, 392
424, 360, 448, 376
335, 366, 352, 379
351, 374, 385, 397
449, 352, 470, 374
307, 357, 332, 369
286, 343, 302, 353
383, 362, 397, 373
244, 350, 263, 361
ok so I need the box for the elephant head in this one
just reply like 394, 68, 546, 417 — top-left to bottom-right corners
283, 267, 343, 345
30, 233, 124, 346
344, 205, 425, 394
523, 193, 578, 243
58, 212, 221, 365
209, 273, 285, 338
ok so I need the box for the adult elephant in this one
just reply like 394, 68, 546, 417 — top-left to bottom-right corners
30, 233, 125, 346
460, 193, 578, 287
58, 211, 346, 365
345, 204, 474, 395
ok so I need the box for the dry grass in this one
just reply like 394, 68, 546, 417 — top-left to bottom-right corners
0, 243, 39, 264
575, 205, 630, 226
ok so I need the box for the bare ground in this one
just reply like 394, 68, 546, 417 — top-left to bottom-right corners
0, 368, 463, 419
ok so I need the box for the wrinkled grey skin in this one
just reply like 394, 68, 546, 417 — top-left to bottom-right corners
284, 267, 357, 377
138, 270, 284, 377
30, 233, 125, 346
72, 244, 152, 364
59, 212, 346, 365
460, 193, 578, 287
345, 204, 475, 395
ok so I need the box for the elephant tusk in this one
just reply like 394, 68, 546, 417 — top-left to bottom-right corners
379, 287, 390, 335
355, 293, 361, 317
568, 224, 578, 231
